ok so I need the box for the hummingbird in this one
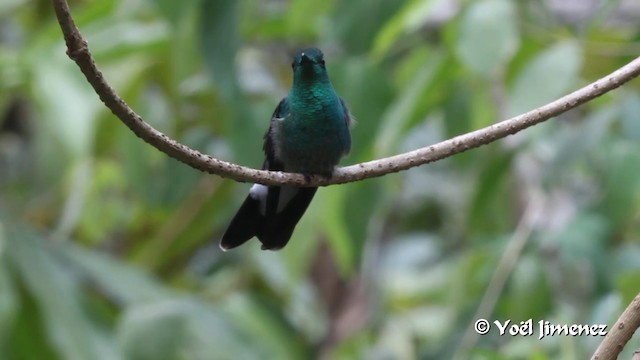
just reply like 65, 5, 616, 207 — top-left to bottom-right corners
220, 48, 353, 251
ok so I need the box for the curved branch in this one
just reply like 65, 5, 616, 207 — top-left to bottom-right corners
52, 0, 640, 187
592, 293, 640, 360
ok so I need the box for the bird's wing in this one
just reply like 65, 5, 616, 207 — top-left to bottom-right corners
257, 96, 317, 250
339, 97, 355, 129
220, 98, 288, 251
263, 97, 287, 172
261, 97, 290, 218
339, 97, 353, 154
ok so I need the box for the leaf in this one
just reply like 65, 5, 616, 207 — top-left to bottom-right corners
31, 60, 100, 158
542, 106, 616, 184
443, 80, 473, 139
500, 255, 552, 320
620, 92, 640, 141
199, 0, 240, 100
615, 271, 640, 308
333, 0, 405, 54
344, 180, 383, 263
380, 233, 445, 299
0, 0, 25, 14
598, 142, 640, 228
374, 50, 446, 156
589, 293, 621, 333
4, 227, 118, 360
467, 147, 515, 233
57, 242, 169, 305
118, 298, 261, 360
118, 300, 189, 360
554, 212, 611, 290
152, 0, 198, 26
373, 0, 454, 58
87, 20, 168, 60
456, 0, 519, 76
329, 56, 394, 160
0, 257, 18, 353
556, 213, 609, 262
222, 294, 310, 360
285, 0, 332, 38
74, 160, 129, 244
7, 278, 61, 360
315, 185, 354, 275
54, 159, 93, 239
509, 41, 582, 116
611, 245, 640, 276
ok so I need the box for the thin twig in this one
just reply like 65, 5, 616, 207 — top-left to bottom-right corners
50, 0, 640, 188
51, 0, 640, 356
591, 293, 640, 360
452, 194, 544, 360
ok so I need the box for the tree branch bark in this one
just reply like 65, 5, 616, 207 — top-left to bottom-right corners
52, 0, 640, 356
591, 293, 640, 360
51, 0, 640, 187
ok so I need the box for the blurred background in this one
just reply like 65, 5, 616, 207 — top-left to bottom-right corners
1, 0, 640, 359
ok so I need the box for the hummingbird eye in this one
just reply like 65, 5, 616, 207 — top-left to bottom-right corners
319, 59, 325, 67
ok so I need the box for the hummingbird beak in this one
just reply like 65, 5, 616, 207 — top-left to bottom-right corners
300, 52, 312, 64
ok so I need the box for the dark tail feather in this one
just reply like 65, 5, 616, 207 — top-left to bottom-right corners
219, 195, 262, 251
258, 187, 317, 250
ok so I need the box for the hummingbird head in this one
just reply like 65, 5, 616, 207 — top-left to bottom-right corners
291, 48, 327, 80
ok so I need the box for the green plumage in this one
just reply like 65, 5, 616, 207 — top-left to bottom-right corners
220, 48, 352, 251
270, 48, 351, 174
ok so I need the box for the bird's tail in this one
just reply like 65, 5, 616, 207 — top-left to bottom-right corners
219, 186, 317, 251
219, 194, 263, 251
257, 187, 317, 250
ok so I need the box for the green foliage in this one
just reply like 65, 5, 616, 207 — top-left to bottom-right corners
455, 0, 519, 77
1, 0, 640, 359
